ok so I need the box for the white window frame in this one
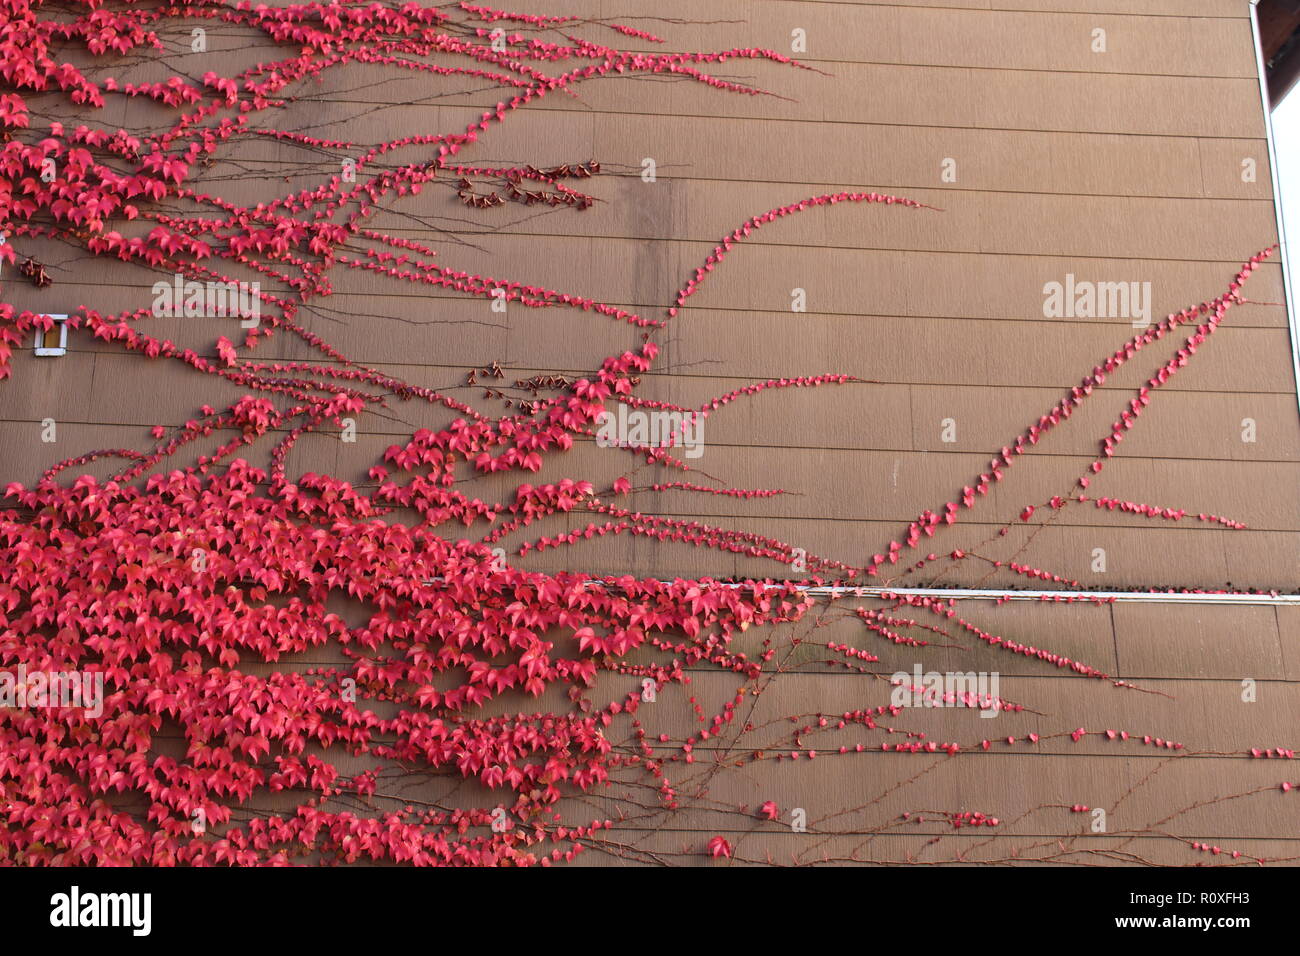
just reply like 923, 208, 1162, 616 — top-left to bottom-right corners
1250, 0, 1300, 419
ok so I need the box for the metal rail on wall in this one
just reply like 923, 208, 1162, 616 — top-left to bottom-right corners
727, 584, 1300, 605
425, 577, 1300, 605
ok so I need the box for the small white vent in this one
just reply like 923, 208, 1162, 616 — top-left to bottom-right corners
34, 315, 69, 357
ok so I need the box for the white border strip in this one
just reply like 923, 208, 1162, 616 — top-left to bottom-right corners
1249, 0, 1300, 419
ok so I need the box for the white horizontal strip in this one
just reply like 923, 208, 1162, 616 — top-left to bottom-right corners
424, 577, 1299, 605
789, 585, 1299, 605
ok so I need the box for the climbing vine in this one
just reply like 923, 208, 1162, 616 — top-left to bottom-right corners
0, 0, 1294, 866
